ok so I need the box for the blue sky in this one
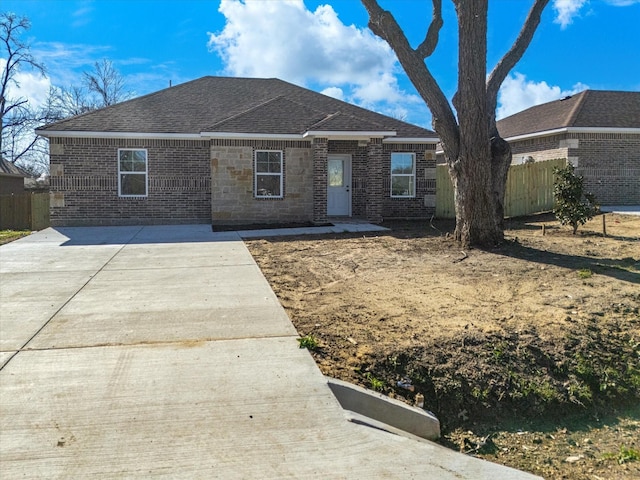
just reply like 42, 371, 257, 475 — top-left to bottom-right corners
3, 0, 640, 128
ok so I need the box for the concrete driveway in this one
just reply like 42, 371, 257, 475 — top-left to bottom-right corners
0, 226, 540, 479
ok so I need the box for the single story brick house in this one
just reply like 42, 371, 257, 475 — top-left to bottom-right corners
36, 76, 438, 227
496, 90, 640, 205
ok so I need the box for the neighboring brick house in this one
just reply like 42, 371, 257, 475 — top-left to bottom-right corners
497, 90, 640, 205
36, 76, 438, 227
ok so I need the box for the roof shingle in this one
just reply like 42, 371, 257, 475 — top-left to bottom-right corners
39, 76, 434, 139
497, 90, 640, 138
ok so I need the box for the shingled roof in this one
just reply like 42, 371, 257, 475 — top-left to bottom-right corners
38, 76, 435, 140
0, 158, 30, 177
497, 90, 640, 139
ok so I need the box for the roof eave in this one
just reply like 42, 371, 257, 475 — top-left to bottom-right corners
383, 137, 439, 144
504, 126, 640, 142
35, 129, 440, 144
201, 132, 304, 140
303, 130, 396, 140
35, 130, 203, 140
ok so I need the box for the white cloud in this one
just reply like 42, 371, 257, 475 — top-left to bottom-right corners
0, 58, 51, 109
207, 0, 420, 117
553, 0, 588, 29
321, 86, 344, 100
553, 0, 639, 28
604, 0, 640, 5
496, 72, 588, 119
72, 2, 94, 28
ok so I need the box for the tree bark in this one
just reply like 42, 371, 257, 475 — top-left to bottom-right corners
361, 0, 550, 247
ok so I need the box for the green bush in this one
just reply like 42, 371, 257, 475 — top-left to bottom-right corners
553, 164, 598, 234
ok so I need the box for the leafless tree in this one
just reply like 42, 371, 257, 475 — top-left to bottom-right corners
52, 84, 94, 117
83, 59, 130, 107
361, 0, 550, 247
0, 12, 50, 167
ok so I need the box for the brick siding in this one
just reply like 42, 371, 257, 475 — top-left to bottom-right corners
49, 136, 439, 226
508, 132, 640, 205
382, 143, 437, 219
49, 137, 211, 226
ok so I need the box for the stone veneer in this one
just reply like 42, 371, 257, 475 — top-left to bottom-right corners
211, 139, 313, 225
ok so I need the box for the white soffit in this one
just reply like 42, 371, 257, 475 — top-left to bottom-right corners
303, 130, 396, 140
36, 130, 202, 140
505, 127, 640, 142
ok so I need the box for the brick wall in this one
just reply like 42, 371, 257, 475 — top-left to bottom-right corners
570, 132, 640, 205
509, 134, 568, 163
312, 137, 328, 223
210, 139, 314, 225
508, 132, 640, 205
49, 136, 441, 226
326, 140, 437, 220
49, 137, 211, 226
382, 143, 437, 219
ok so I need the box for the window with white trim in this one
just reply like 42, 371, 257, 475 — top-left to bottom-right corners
255, 150, 283, 198
390, 152, 415, 197
118, 148, 148, 197
118, 149, 148, 197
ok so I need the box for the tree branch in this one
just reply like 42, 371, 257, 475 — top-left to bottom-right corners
361, 0, 460, 159
416, 0, 444, 58
486, 0, 550, 134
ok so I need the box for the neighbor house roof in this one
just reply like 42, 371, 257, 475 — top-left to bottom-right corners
497, 90, 640, 140
37, 76, 436, 141
0, 158, 30, 177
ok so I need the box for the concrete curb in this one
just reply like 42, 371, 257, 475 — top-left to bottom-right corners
326, 376, 441, 441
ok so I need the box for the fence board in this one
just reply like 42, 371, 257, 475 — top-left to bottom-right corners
30, 192, 50, 230
435, 164, 456, 219
0, 192, 50, 230
436, 158, 566, 219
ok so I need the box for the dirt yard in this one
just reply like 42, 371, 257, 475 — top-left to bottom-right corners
246, 213, 640, 480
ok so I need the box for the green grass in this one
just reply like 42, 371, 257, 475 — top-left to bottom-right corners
364, 372, 385, 391
0, 230, 30, 245
603, 446, 640, 464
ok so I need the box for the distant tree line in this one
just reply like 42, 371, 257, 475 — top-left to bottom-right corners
1, 12, 130, 175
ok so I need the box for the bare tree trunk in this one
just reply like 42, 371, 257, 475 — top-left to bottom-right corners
449, 0, 500, 245
362, 0, 549, 247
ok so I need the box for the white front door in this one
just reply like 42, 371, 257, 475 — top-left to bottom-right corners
327, 154, 351, 216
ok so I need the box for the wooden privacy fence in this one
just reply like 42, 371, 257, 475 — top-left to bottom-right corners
436, 158, 566, 219
0, 192, 50, 230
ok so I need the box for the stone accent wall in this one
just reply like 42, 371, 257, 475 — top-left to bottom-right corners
210, 140, 313, 225
508, 132, 640, 205
49, 137, 211, 226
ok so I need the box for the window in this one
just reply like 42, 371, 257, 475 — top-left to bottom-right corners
391, 152, 415, 197
118, 149, 147, 197
255, 150, 283, 198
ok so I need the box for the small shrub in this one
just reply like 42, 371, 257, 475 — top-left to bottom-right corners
297, 334, 319, 351
553, 164, 598, 234
577, 268, 593, 279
